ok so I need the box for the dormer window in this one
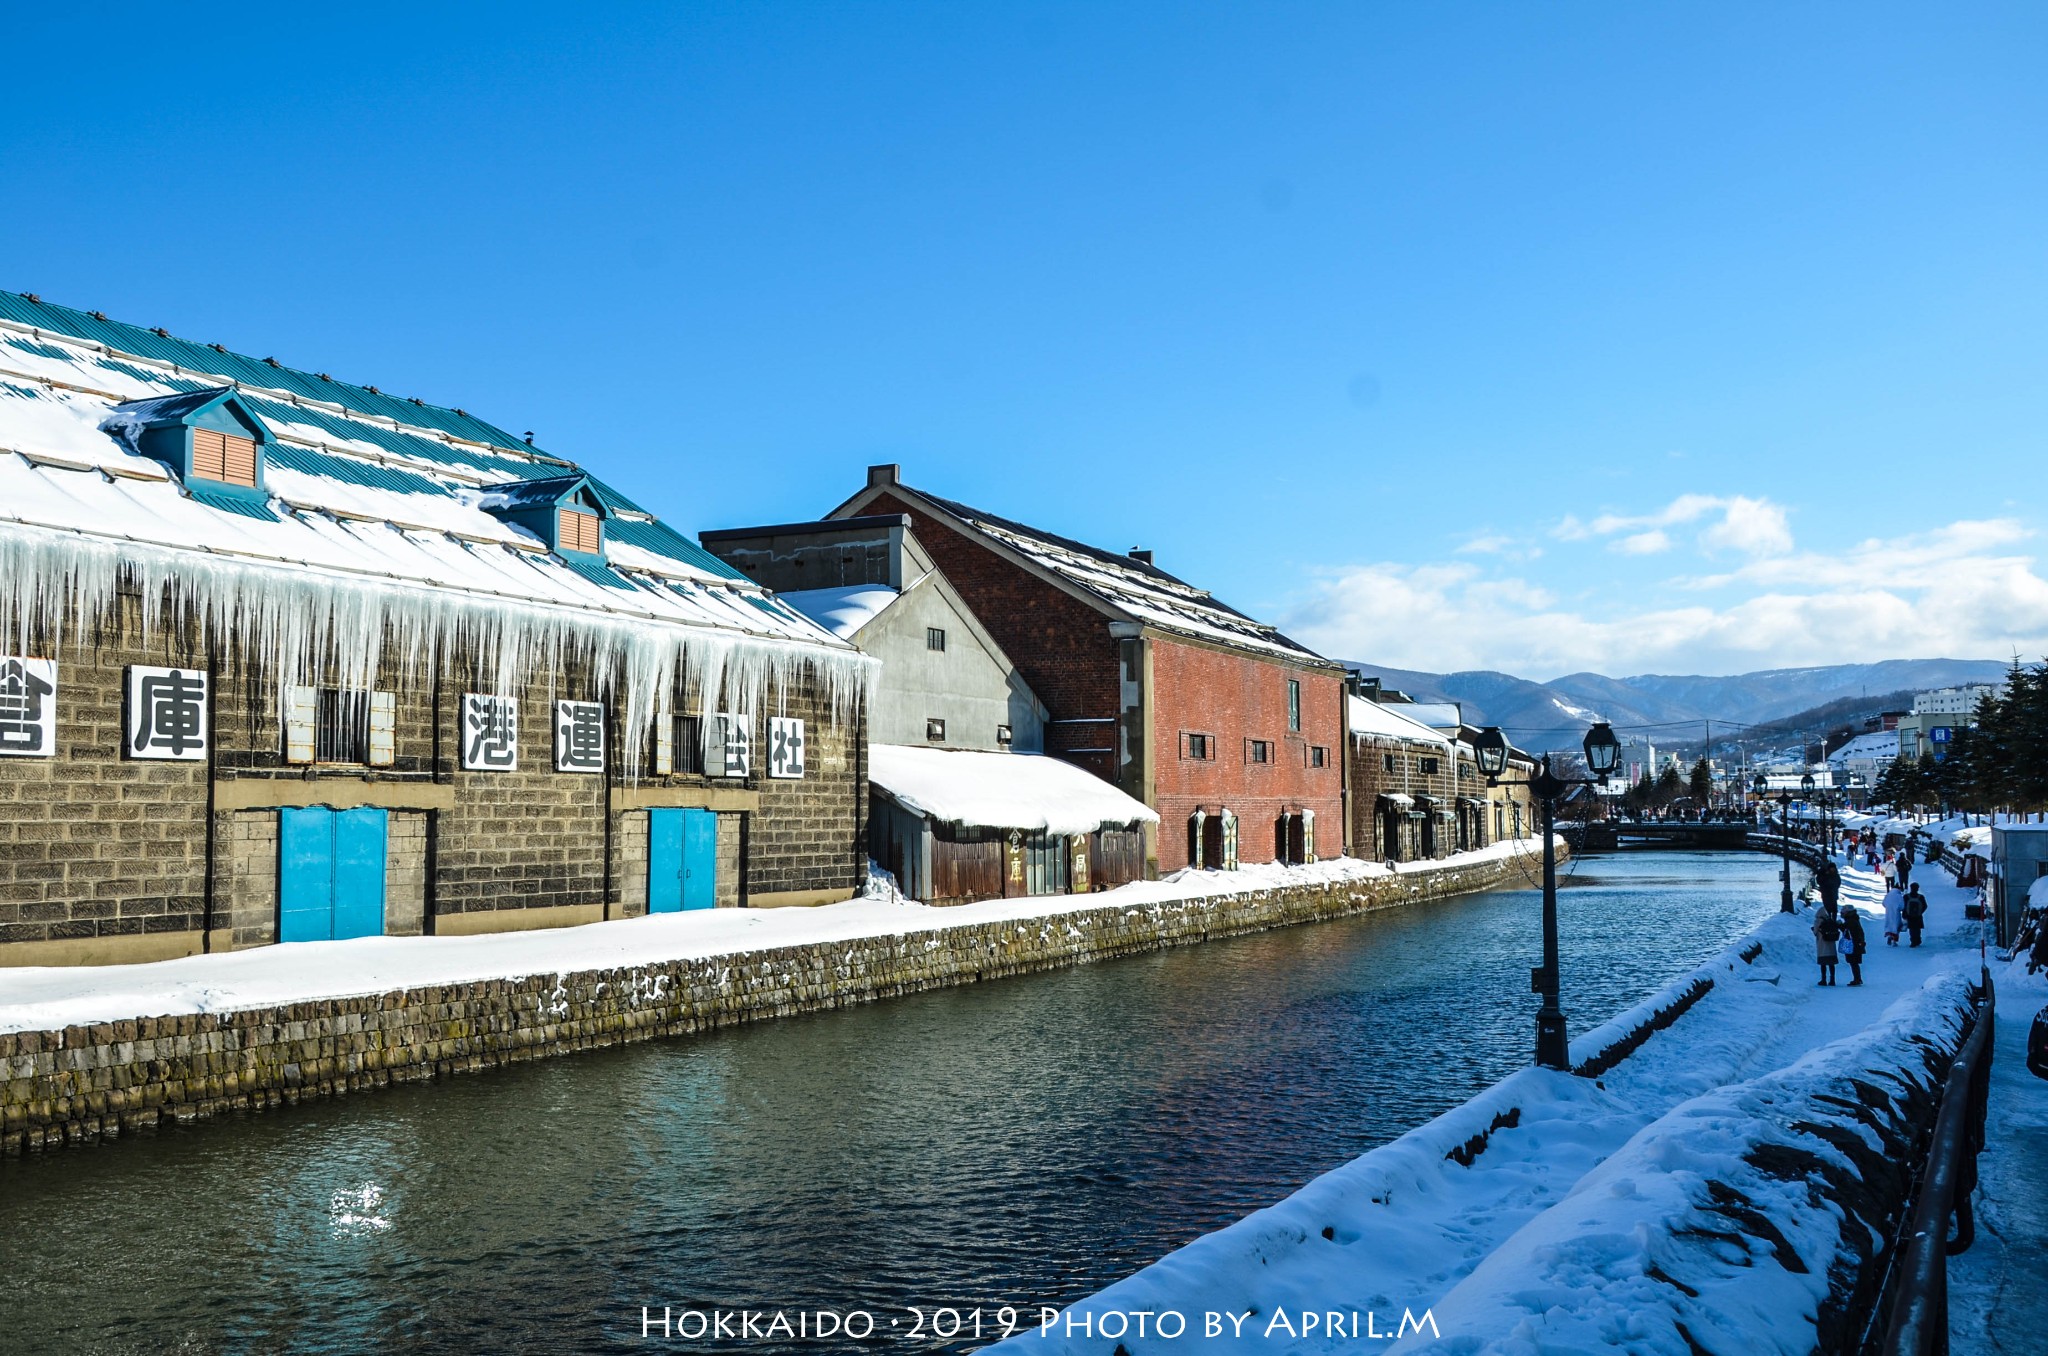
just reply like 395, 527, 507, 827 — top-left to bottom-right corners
476, 473, 612, 561
192, 428, 259, 487
100, 386, 274, 508
557, 507, 602, 555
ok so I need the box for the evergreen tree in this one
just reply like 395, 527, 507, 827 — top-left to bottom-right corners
1688, 757, 1714, 809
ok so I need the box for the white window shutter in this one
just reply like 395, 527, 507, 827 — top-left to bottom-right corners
368, 691, 396, 767
285, 685, 317, 763
653, 708, 673, 776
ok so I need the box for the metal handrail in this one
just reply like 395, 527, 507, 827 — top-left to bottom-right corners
1870, 968, 1996, 1356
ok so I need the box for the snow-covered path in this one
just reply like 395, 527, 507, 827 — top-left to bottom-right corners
1000, 848, 1992, 1354
1951, 939, 2048, 1356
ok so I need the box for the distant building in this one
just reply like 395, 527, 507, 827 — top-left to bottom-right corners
829, 465, 1347, 874
1897, 683, 2002, 761
1826, 730, 1898, 794
700, 515, 1150, 903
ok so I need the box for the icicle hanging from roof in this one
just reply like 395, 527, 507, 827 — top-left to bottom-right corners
0, 523, 874, 778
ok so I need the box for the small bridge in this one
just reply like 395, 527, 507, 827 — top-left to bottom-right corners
1577, 821, 1758, 851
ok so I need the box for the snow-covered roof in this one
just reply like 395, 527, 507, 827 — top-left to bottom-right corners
1347, 694, 1454, 752
1827, 731, 1899, 764
850, 478, 1332, 666
869, 744, 1158, 835
780, 584, 900, 641
0, 291, 858, 662
1400, 701, 1464, 730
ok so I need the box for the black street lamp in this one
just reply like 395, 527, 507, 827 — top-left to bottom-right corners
1475, 720, 1622, 1071
1755, 772, 1796, 913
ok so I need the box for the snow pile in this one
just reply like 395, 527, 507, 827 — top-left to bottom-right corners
1398, 973, 1976, 1356
780, 584, 899, 640
869, 744, 1159, 835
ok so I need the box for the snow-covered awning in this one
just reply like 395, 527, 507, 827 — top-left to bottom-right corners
869, 744, 1158, 836
1377, 792, 1414, 806
1347, 694, 1453, 751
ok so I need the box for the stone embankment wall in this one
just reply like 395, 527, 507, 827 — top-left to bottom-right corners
1, 848, 1543, 1154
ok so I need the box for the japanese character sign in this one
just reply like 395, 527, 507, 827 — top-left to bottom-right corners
124, 665, 208, 761
555, 700, 605, 773
768, 716, 805, 780
0, 657, 57, 758
715, 712, 751, 778
461, 693, 519, 771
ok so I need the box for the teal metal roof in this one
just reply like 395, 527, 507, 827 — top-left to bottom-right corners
265, 443, 449, 496
0, 289, 536, 453
608, 515, 746, 581
0, 288, 755, 587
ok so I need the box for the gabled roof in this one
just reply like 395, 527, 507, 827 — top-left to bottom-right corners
100, 386, 267, 434
477, 473, 606, 514
0, 290, 850, 655
834, 472, 1336, 667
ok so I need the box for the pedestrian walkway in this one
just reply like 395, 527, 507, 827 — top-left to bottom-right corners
1946, 871, 2048, 1356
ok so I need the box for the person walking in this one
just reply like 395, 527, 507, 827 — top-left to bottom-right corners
1813, 903, 1841, 986
1897, 852, 1913, 891
1903, 883, 1928, 947
1840, 907, 1866, 985
1883, 884, 1904, 946
1879, 850, 1897, 889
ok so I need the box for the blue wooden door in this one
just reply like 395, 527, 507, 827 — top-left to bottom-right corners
681, 808, 716, 910
648, 808, 683, 914
279, 807, 387, 942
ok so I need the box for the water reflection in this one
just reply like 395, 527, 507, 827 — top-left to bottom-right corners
1, 852, 1785, 1354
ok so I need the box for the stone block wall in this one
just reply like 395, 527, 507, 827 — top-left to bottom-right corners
2, 847, 1547, 1153
3, 601, 869, 963
0, 604, 210, 962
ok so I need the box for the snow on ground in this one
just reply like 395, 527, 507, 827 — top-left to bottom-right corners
1949, 890, 2048, 1356
997, 849, 2000, 1354
0, 841, 1542, 1035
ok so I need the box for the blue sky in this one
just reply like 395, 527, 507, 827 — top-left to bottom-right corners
5, 3, 2044, 678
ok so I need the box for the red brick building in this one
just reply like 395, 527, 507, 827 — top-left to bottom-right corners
831, 466, 1348, 875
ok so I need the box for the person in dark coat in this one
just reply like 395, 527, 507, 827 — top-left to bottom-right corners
1897, 854, 1913, 890
1902, 883, 1928, 947
1813, 903, 1841, 985
1839, 907, 1867, 985
1817, 860, 1841, 912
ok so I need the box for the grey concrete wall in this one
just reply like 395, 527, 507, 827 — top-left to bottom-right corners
865, 574, 1046, 752
3, 849, 1543, 1153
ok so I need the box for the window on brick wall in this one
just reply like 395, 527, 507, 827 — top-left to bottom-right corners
1420, 756, 1440, 775
675, 714, 705, 774
1287, 679, 1301, 732
1183, 732, 1213, 760
286, 686, 394, 766
1310, 745, 1328, 768
1383, 752, 1397, 773
1246, 739, 1272, 764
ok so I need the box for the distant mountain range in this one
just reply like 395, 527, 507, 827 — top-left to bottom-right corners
1345, 658, 2013, 755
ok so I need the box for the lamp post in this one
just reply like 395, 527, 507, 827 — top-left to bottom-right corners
1474, 720, 1622, 1071
1755, 773, 1795, 913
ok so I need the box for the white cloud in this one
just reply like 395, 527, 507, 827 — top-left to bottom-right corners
1283, 517, 2048, 678
1698, 496, 1793, 556
1563, 493, 1795, 559
1615, 530, 1672, 555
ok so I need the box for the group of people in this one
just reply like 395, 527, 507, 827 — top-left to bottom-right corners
1811, 843, 1929, 987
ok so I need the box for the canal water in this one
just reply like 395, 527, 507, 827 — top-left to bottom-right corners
1, 851, 1789, 1354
